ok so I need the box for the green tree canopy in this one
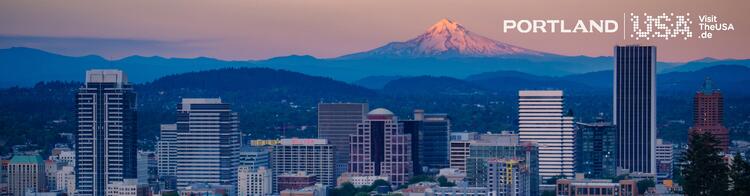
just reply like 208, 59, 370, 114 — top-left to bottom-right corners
730, 153, 750, 195
680, 132, 729, 196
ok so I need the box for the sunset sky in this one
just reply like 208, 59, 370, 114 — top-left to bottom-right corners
0, 0, 748, 62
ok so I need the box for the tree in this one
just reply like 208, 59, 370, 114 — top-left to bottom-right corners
636, 179, 655, 194
681, 132, 730, 196
331, 182, 357, 196
437, 176, 456, 187
407, 175, 435, 184
730, 153, 750, 195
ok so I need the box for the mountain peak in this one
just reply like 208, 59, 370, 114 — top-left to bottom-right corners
339, 19, 547, 59
426, 18, 465, 34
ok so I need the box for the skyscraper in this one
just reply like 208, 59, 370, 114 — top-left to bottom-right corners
76, 69, 138, 196
175, 98, 240, 188
689, 78, 729, 152
575, 118, 617, 179
401, 109, 451, 174
272, 139, 335, 191
317, 103, 368, 175
349, 108, 413, 186
614, 45, 657, 174
157, 124, 177, 178
518, 90, 575, 180
465, 133, 539, 196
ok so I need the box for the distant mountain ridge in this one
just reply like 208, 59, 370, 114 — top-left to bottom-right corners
2, 19, 750, 87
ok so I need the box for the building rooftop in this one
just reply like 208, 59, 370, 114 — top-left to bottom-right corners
10, 155, 43, 164
85, 69, 127, 84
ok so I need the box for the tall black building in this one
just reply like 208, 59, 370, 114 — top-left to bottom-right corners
575, 118, 617, 178
400, 109, 451, 174
614, 45, 656, 174
76, 70, 138, 196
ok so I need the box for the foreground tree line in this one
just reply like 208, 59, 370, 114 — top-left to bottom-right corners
681, 132, 750, 195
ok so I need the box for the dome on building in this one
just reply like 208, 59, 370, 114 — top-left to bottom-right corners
368, 108, 394, 116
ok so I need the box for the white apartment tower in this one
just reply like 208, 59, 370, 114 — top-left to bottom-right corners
157, 124, 177, 177
175, 98, 241, 188
518, 90, 575, 180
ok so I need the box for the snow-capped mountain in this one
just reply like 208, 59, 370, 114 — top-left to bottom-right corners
339, 18, 548, 59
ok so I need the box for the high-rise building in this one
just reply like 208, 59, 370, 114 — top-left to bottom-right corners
614, 45, 657, 174
465, 133, 539, 196
272, 138, 335, 191
518, 90, 575, 180
240, 146, 271, 170
449, 132, 478, 173
575, 118, 617, 179
486, 158, 530, 196
136, 152, 149, 185
175, 98, 241, 188
655, 139, 673, 180
237, 166, 272, 196
8, 155, 46, 196
689, 78, 729, 152
44, 160, 60, 191
157, 124, 177, 178
401, 110, 451, 174
317, 103, 368, 175
349, 108, 413, 186
76, 69, 138, 196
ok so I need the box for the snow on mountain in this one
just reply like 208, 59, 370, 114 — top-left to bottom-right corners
339, 18, 548, 59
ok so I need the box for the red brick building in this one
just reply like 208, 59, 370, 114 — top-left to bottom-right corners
689, 78, 729, 152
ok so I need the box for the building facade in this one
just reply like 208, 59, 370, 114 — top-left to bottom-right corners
75, 69, 138, 196
689, 78, 729, 152
655, 139, 673, 180
237, 166, 272, 196
55, 165, 76, 196
401, 110, 451, 174
518, 90, 575, 180
614, 45, 657, 174
349, 108, 413, 186
575, 118, 617, 179
157, 124, 177, 178
449, 132, 478, 173
105, 179, 149, 196
175, 98, 241, 188
272, 139, 335, 191
240, 146, 271, 170
8, 155, 46, 196
277, 172, 317, 192
317, 103, 368, 175
486, 158, 530, 196
465, 133, 539, 196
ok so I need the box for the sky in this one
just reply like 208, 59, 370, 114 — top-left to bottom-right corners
0, 0, 748, 62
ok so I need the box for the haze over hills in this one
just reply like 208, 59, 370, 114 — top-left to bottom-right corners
1, 19, 750, 87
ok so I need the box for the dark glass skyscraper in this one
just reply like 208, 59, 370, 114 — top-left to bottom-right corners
76, 70, 138, 196
400, 109, 451, 174
614, 45, 656, 174
575, 118, 616, 178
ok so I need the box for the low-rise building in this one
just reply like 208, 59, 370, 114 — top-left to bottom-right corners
336, 173, 388, 187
